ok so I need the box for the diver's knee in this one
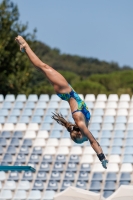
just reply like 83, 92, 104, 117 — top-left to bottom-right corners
41, 63, 51, 71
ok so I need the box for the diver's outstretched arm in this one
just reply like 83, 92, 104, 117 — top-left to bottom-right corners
77, 121, 108, 169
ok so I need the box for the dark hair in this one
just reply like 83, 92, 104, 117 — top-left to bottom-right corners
51, 112, 74, 132
51, 112, 81, 140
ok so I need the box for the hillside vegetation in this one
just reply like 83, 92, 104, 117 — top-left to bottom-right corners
0, 0, 133, 97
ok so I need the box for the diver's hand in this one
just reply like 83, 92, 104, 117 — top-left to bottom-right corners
101, 159, 108, 169
97, 153, 108, 169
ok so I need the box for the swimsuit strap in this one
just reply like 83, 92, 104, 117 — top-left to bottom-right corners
72, 110, 82, 115
72, 109, 90, 122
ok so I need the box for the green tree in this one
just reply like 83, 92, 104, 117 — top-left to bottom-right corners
72, 80, 107, 96
0, 0, 36, 96
88, 70, 133, 96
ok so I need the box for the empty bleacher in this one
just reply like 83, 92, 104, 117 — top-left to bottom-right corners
0, 93, 132, 199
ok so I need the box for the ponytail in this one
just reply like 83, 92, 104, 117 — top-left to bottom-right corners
51, 112, 74, 132
51, 112, 81, 141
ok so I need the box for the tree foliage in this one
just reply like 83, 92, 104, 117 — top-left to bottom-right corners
0, 0, 36, 95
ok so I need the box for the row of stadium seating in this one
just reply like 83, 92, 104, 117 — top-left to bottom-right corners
0, 94, 132, 102
0, 94, 133, 199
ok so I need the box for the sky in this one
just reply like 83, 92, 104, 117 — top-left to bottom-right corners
4, 0, 133, 67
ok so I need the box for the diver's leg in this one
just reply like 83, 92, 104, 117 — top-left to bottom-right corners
15, 36, 71, 93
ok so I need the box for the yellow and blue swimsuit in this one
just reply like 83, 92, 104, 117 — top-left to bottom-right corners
57, 86, 91, 122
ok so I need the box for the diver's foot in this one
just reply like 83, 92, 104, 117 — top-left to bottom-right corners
15, 35, 27, 52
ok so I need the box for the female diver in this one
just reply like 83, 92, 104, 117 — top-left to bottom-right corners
15, 36, 108, 169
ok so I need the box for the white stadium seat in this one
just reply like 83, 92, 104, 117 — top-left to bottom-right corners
83, 147, 95, 155
102, 123, 113, 131
127, 116, 133, 123
43, 147, 56, 155
117, 109, 128, 116
56, 147, 69, 155
16, 94, 26, 102
13, 190, 27, 200
81, 155, 93, 164
70, 147, 82, 155
5, 94, 15, 102
50, 94, 61, 102
39, 94, 49, 101
129, 102, 133, 108
106, 102, 117, 109
59, 139, 72, 147
94, 102, 106, 109
114, 124, 126, 131
105, 109, 116, 116
92, 164, 105, 172
3, 181, 16, 190
37, 131, 49, 139
120, 94, 130, 102
48, 102, 59, 108
108, 155, 121, 163
108, 94, 118, 102
3, 123, 14, 131
0, 190, 12, 200
34, 139, 46, 147
106, 163, 119, 172
59, 101, 69, 109
96, 94, 107, 101
129, 109, 133, 116
0, 172, 6, 181
17, 181, 30, 190
27, 123, 39, 131
24, 131, 36, 139
27, 190, 41, 200
28, 94, 38, 102
120, 163, 133, 172
15, 123, 27, 131
118, 102, 129, 109
46, 139, 59, 147
85, 94, 95, 102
